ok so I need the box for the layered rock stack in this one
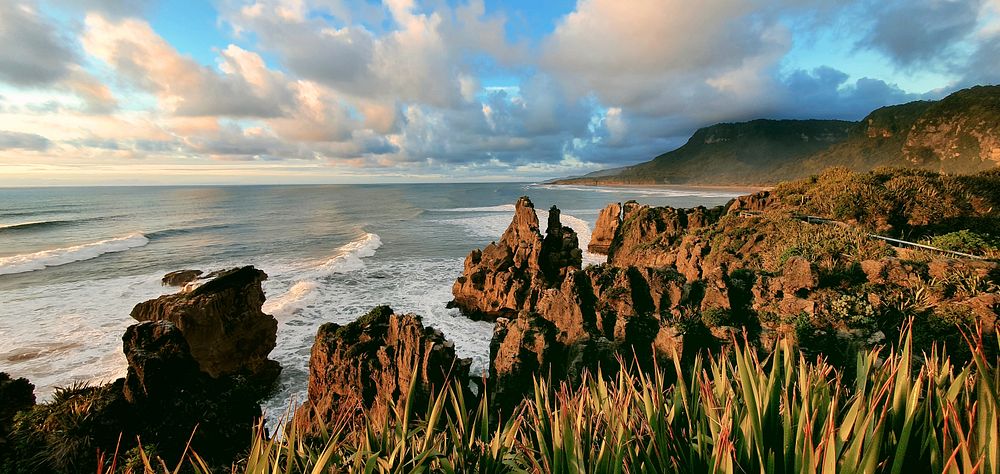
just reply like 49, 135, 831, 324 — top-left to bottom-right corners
450, 196, 581, 321
588, 203, 621, 254
294, 306, 471, 435
452, 198, 710, 409
131, 266, 280, 387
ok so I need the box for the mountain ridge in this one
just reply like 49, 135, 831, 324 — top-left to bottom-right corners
555, 85, 1000, 186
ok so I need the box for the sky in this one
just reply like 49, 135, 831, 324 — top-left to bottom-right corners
0, 0, 998, 186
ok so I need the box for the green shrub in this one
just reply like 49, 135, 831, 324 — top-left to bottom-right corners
930, 230, 1000, 257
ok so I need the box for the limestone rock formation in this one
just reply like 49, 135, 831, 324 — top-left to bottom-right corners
294, 306, 471, 434
607, 204, 725, 268
589, 203, 621, 254
131, 266, 279, 384
450, 197, 581, 321
488, 313, 559, 413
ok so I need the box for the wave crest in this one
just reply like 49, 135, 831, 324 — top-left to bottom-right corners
0, 232, 149, 276
264, 232, 382, 317
429, 204, 516, 212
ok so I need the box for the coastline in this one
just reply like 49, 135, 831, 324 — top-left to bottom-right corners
540, 181, 771, 194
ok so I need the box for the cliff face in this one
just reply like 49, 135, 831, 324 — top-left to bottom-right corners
450, 196, 582, 321
903, 86, 1000, 171
131, 266, 279, 384
294, 306, 470, 434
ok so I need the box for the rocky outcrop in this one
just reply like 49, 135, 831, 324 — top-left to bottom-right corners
5, 320, 268, 472
131, 266, 279, 385
450, 197, 581, 321
607, 204, 725, 268
161, 269, 203, 287
589, 203, 621, 254
122, 321, 203, 404
727, 191, 773, 214
488, 314, 559, 413
294, 306, 470, 434
120, 321, 263, 463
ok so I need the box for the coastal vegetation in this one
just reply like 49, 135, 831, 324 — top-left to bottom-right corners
81, 326, 1000, 473
2, 167, 999, 473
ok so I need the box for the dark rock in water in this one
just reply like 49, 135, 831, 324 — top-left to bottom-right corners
294, 306, 471, 435
161, 269, 203, 287
450, 196, 581, 321
0, 372, 35, 450
132, 266, 280, 387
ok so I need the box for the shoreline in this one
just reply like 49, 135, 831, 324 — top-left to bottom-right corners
540, 181, 771, 193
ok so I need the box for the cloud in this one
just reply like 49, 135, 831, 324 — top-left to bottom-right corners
0, 130, 51, 151
224, 0, 522, 107
47, 0, 157, 18
0, 4, 77, 86
540, 0, 795, 113
860, 0, 984, 68
3, 0, 1000, 183
83, 15, 295, 118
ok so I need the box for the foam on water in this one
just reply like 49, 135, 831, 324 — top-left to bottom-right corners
429, 204, 516, 212
0, 273, 170, 397
260, 255, 493, 422
0, 232, 150, 276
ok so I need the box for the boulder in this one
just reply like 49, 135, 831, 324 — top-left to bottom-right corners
161, 269, 203, 287
120, 320, 263, 466
131, 266, 279, 385
781, 256, 818, 293
726, 190, 773, 214
607, 205, 724, 269
294, 306, 471, 434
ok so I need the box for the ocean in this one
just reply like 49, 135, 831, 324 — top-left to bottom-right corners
0, 182, 745, 417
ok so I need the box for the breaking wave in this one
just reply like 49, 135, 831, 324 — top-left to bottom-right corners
428, 204, 516, 212
263, 233, 382, 316
0, 233, 150, 276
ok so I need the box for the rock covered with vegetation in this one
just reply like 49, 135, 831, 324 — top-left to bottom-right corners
132, 266, 280, 386
454, 169, 1000, 410
294, 306, 471, 435
1, 321, 267, 473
